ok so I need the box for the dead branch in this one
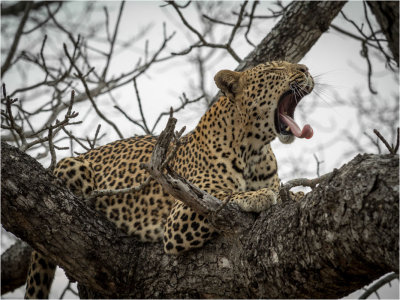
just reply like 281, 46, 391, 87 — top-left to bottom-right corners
59, 281, 79, 299
313, 153, 324, 177
88, 110, 185, 202
2, 83, 27, 147
374, 128, 400, 154
63, 42, 124, 139
1, 2, 33, 75
132, 78, 151, 134
359, 272, 399, 299
150, 93, 204, 133
168, 0, 245, 62
101, 1, 125, 80
141, 112, 252, 231
244, 1, 258, 47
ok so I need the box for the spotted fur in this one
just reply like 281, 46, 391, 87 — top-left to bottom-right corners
25, 61, 314, 298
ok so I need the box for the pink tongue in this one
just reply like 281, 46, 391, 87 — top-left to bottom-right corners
279, 113, 314, 139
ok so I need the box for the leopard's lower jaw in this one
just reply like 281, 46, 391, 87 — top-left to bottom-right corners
278, 133, 295, 144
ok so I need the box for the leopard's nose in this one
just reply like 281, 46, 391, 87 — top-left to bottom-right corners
306, 76, 314, 91
296, 64, 308, 73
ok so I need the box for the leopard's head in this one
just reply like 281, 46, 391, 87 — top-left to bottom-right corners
214, 61, 314, 144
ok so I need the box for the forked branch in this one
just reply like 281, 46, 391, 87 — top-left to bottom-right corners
141, 111, 250, 231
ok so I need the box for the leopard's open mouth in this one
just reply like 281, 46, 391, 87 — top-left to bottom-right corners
274, 90, 313, 139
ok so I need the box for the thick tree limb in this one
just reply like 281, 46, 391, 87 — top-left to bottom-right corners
236, 1, 346, 71
1, 140, 398, 298
1, 240, 32, 295
367, 1, 399, 67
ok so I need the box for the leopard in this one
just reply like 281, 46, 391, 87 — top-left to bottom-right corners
24, 61, 314, 298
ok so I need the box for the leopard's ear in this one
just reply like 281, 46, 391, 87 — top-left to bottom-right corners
214, 70, 242, 100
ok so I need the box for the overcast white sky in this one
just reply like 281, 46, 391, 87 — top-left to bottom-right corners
2, 1, 399, 299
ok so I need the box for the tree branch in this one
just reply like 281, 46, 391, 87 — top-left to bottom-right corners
141, 113, 251, 231
1, 1, 57, 17
359, 272, 399, 299
1, 240, 32, 295
367, 1, 399, 67
1, 2, 33, 75
1, 140, 398, 298
236, 1, 346, 70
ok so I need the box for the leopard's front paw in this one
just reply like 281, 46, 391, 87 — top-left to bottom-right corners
233, 189, 278, 213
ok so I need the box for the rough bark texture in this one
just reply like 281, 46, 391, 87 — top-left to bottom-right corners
3, 1, 399, 298
236, 1, 346, 71
1, 240, 32, 294
367, 1, 399, 66
2, 141, 398, 298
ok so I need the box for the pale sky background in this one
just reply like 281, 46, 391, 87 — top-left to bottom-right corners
1, 0, 399, 299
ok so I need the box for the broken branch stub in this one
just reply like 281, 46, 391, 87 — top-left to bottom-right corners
142, 114, 252, 233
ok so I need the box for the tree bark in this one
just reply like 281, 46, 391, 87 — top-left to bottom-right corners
4, 1, 398, 298
1, 240, 32, 294
367, 1, 399, 66
2, 141, 398, 298
236, 1, 346, 71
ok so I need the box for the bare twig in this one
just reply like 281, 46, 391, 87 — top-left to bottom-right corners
330, 24, 380, 51
101, 1, 125, 80
103, 6, 111, 43
394, 128, 400, 154
359, 272, 398, 299
364, 131, 381, 154
114, 105, 147, 133
313, 154, 324, 177
169, 0, 243, 62
21, 117, 81, 152
1, 2, 33, 75
151, 93, 204, 133
339, 7, 395, 93
61, 128, 90, 151
202, 15, 247, 27
90, 124, 102, 149
2, 84, 27, 148
64, 43, 124, 139
133, 78, 151, 134
373, 128, 399, 154
244, 1, 258, 47
60, 281, 78, 299
88, 109, 186, 202
87, 176, 152, 203
279, 172, 333, 202
362, 1, 395, 70
22, 2, 63, 35
227, 1, 248, 46
361, 41, 377, 95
